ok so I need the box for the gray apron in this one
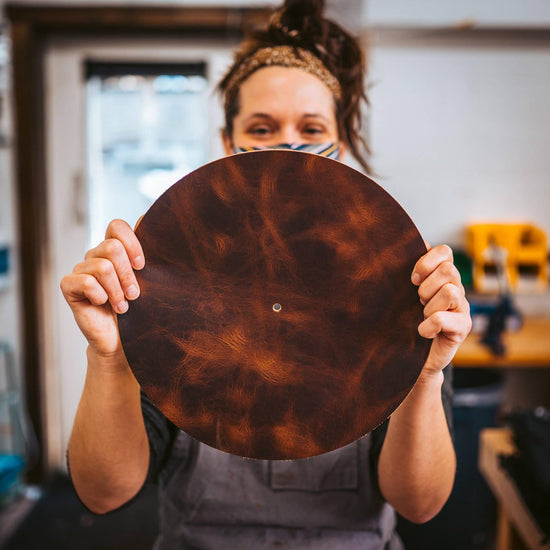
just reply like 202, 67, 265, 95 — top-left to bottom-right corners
153, 431, 403, 549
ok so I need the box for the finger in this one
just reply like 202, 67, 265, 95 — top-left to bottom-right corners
73, 258, 129, 314
418, 310, 471, 341
411, 244, 453, 285
85, 238, 140, 302
418, 261, 462, 306
423, 282, 466, 318
61, 273, 109, 308
105, 219, 145, 270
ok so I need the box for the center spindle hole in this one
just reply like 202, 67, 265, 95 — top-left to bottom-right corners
272, 303, 282, 312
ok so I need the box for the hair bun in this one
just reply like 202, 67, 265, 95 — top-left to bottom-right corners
280, 0, 325, 19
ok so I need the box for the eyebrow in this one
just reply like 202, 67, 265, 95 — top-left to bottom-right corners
243, 113, 274, 123
243, 112, 331, 123
302, 113, 331, 122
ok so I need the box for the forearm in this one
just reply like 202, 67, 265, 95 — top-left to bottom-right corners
378, 370, 455, 523
68, 347, 150, 514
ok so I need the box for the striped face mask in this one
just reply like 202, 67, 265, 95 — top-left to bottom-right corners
233, 142, 341, 160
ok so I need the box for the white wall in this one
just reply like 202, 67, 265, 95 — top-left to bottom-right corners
368, 32, 550, 247
366, 0, 550, 28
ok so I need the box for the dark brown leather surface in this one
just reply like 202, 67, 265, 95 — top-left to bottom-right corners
118, 150, 430, 459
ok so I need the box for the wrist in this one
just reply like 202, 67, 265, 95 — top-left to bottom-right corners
396, 369, 443, 412
415, 368, 444, 388
86, 345, 131, 376
391, 369, 444, 426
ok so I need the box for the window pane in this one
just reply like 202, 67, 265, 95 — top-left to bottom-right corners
87, 68, 208, 247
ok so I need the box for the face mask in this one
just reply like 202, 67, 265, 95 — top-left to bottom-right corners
233, 142, 341, 160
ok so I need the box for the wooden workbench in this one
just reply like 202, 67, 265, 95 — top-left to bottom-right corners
454, 317, 550, 368
479, 428, 549, 550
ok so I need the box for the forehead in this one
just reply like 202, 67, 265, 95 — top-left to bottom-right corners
237, 66, 336, 118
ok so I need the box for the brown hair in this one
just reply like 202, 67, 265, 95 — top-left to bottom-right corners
218, 0, 370, 173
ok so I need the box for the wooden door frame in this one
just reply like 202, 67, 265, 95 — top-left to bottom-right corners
4, 3, 269, 482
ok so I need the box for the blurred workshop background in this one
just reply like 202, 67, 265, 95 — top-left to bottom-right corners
0, 1, 549, 549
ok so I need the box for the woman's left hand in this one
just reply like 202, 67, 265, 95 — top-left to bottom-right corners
412, 244, 472, 377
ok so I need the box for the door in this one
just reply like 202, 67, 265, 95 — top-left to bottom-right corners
43, 35, 236, 468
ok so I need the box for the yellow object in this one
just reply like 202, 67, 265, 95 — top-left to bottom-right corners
466, 223, 548, 292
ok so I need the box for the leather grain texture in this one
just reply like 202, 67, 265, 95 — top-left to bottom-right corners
118, 150, 430, 459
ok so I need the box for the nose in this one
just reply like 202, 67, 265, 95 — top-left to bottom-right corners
279, 124, 301, 145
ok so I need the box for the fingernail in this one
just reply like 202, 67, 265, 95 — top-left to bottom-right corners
134, 256, 145, 269
117, 301, 129, 314
412, 273, 421, 285
127, 285, 139, 300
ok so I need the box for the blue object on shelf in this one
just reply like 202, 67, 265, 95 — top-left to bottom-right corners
0, 341, 37, 498
0, 454, 25, 496
0, 244, 8, 276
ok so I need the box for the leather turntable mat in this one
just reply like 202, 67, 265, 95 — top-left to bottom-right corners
118, 150, 430, 460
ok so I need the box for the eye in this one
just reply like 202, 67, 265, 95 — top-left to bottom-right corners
247, 125, 272, 136
302, 126, 326, 137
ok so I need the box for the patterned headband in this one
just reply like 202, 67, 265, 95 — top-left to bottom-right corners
224, 46, 342, 105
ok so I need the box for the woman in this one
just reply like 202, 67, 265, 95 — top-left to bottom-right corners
61, 1, 471, 548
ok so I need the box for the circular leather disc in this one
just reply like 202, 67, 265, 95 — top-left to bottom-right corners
118, 150, 430, 460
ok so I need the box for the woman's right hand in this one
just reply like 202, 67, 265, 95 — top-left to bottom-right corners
60, 219, 145, 361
